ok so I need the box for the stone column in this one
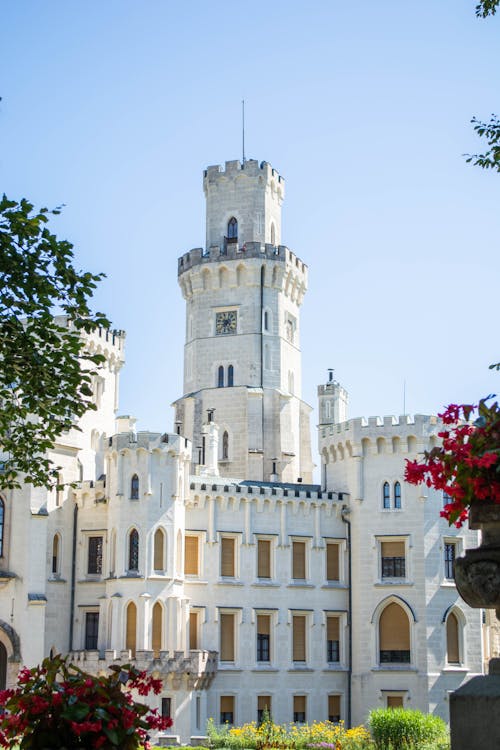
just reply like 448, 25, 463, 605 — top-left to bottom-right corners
451, 658, 500, 749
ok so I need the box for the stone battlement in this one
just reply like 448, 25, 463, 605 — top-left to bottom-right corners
107, 430, 191, 455
178, 243, 307, 276
188, 477, 344, 504
203, 159, 284, 187
53, 314, 126, 360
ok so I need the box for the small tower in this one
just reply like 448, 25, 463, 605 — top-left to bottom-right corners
317, 370, 349, 426
174, 160, 313, 483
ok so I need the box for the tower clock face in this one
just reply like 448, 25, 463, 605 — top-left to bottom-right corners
216, 310, 237, 335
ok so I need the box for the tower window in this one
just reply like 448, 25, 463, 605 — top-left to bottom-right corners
85, 612, 99, 650
264, 310, 269, 331
382, 482, 390, 509
128, 529, 139, 571
394, 482, 401, 509
88, 536, 103, 575
228, 365, 234, 387
218, 366, 224, 388
227, 217, 238, 241
222, 431, 229, 460
270, 223, 276, 245
131, 474, 139, 500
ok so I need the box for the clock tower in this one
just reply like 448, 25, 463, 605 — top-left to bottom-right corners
174, 159, 313, 483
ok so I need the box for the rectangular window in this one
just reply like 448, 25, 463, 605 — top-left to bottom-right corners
221, 537, 235, 577
327, 617, 340, 662
328, 695, 341, 723
189, 611, 198, 650
381, 541, 405, 578
88, 537, 103, 575
85, 612, 99, 650
293, 695, 306, 723
326, 543, 340, 582
220, 613, 235, 662
257, 539, 271, 578
292, 615, 306, 662
292, 541, 306, 580
258, 695, 272, 724
161, 697, 172, 719
387, 695, 404, 709
444, 542, 456, 580
220, 695, 234, 725
257, 615, 271, 662
185, 535, 199, 575
196, 696, 201, 730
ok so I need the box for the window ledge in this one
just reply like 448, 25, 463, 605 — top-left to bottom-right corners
440, 581, 457, 588
216, 579, 244, 586
442, 666, 468, 673
375, 580, 414, 587
148, 574, 170, 580
118, 573, 144, 580
48, 576, 67, 583
218, 666, 243, 672
251, 666, 279, 673
184, 578, 208, 585
372, 666, 417, 672
322, 666, 348, 672
78, 578, 106, 584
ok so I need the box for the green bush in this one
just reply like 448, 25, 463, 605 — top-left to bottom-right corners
369, 708, 449, 750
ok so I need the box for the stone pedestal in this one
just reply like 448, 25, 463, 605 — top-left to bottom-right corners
450, 658, 500, 749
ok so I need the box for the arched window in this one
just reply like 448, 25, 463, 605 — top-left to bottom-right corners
379, 602, 410, 664
270, 223, 276, 245
154, 528, 165, 571
394, 482, 402, 509
222, 431, 229, 460
152, 602, 163, 658
126, 602, 137, 656
227, 217, 238, 240
128, 529, 139, 571
446, 612, 460, 665
218, 366, 224, 388
0, 498, 5, 557
110, 529, 116, 576
131, 474, 139, 500
52, 534, 60, 575
228, 365, 234, 387
0, 642, 6, 690
382, 482, 390, 509
264, 310, 269, 331
176, 530, 183, 576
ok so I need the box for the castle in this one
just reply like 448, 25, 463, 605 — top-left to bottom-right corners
0, 159, 487, 743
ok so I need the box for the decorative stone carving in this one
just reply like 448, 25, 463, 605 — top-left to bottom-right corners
455, 504, 500, 618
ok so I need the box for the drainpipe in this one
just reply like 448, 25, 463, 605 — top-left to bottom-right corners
69, 501, 78, 651
341, 504, 352, 728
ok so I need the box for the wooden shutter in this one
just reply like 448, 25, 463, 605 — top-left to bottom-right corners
381, 541, 405, 557
293, 541, 306, 579
220, 696, 234, 713
189, 611, 198, 650
379, 603, 410, 650
327, 617, 339, 641
154, 529, 164, 570
126, 602, 137, 656
258, 695, 271, 712
447, 613, 460, 664
257, 614, 270, 635
258, 540, 271, 578
152, 602, 162, 657
328, 695, 340, 720
387, 696, 404, 708
221, 538, 235, 577
293, 615, 306, 661
326, 543, 339, 581
185, 535, 199, 575
220, 613, 235, 661
294, 695, 306, 712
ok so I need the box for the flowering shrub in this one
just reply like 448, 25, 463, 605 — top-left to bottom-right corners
405, 398, 500, 527
206, 717, 371, 749
0, 654, 172, 750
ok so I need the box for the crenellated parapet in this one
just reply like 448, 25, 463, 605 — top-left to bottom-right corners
203, 158, 285, 189
319, 413, 442, 462
107, 430, 191, 459
68, 648, 218, 690
53, 314, 125, 368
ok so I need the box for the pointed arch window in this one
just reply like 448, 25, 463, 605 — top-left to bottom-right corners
152, 602, 163, 658
379, 602, 411, 663
52, 534, 60, 575
218, 366, 224, 388
126, 602, 137, 656
228, 365, 234, 387
446, 611, 461, 665
394, 482, 401, 509
131, 474, 139, 500
154, 528, 165, 572
227, 217, 238, 240
0, 498, 4, 557
270, 223, 276, 245
222, 431, 229, 461
382, 482, 390, 509
128, 529, 139, 571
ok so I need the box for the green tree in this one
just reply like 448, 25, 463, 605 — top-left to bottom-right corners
0, 195, 110, 491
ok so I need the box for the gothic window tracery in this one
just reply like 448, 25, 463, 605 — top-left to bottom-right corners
227, 217, 238, 240
128, 529, 139, 571
131, 474, 139, 500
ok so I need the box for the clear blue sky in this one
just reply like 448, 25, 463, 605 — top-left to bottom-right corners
2, 2, 500, 466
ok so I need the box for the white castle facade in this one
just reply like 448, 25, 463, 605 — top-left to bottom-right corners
0, 159, 487, 743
